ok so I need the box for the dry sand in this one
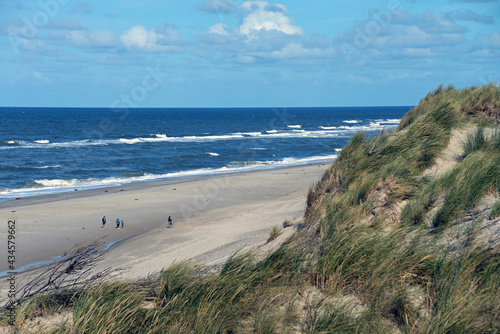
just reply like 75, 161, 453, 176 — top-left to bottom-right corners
0, 163, 330, 287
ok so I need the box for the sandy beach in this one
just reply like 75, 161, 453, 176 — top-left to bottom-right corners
0, 163, 330, 283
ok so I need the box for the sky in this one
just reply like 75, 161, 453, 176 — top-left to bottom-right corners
0, 0, 499, 108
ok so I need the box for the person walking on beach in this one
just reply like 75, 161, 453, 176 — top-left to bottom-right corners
168, 216, 173, 228
121, 219, 124, 228
116, 218, 120, 229
102, 216, 106, 228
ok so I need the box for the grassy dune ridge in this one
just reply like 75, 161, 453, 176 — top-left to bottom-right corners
2, 84, 500, 333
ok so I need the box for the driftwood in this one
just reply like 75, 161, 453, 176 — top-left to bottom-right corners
15, 237, 122, 303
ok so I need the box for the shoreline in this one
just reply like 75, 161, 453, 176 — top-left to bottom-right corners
0, 161, 332, 280
0, 156, 339, 205
0, 160, 334, 208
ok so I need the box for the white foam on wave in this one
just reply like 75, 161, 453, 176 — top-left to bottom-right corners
142, 134, 168, 142
33, 140, 50, 144
280, 154, 338, 165
12, 165, 61, 170
119, 138, 142, 145
343, 120, 360, 124
381, 119, 401, 124
32, 178, 78, 187
207, 152, 219, 156
231, 132, 263, 136
0, 119, 401, 151
371, 119, 401, 126
35, 165, 61, 169
0, 155, 338, 202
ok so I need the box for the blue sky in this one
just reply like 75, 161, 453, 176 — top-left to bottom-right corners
1, 0, 499, 107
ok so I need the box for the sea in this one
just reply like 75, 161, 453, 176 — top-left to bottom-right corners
0, 106, 411, 203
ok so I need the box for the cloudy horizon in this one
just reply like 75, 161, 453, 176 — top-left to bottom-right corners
1, 0, 499, 108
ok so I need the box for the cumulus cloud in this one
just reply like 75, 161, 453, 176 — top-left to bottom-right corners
196, 0, 330, 64
120, 25, 158, 51
1, 15, 185, 55
239, 0, 303, 36
120, 25, 183, 53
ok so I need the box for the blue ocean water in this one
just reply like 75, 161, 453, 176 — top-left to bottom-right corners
0, 106, 410, 202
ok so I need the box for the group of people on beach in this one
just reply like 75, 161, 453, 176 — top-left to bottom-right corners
101, 216, 123, 229
101, 215, 173, 228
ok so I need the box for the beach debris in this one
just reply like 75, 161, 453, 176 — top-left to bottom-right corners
12, 237, 122, 304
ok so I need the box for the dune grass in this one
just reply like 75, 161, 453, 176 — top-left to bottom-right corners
462, 127, 486, 157
400, 125, 500, 229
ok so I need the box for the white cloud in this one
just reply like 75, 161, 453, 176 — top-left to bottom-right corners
120, 25, 152, 50
254, 42, 336, 59
197, 0, 329, 64
120, 25, 183, 53
208, 23, 230, 36
239, 0, 303, 36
